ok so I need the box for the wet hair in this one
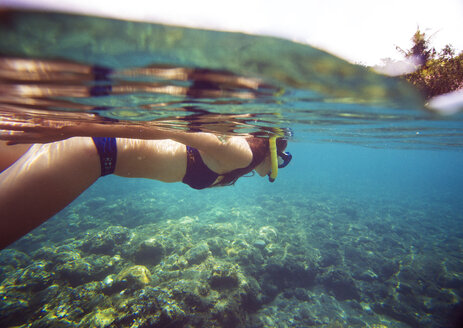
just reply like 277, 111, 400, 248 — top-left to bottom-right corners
213, 136, 288, 187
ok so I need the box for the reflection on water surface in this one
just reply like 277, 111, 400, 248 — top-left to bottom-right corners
0, 9, 462, 148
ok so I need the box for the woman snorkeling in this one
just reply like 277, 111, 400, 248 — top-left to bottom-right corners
0, 119, 291, 249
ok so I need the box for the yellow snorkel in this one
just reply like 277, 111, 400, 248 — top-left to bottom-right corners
267, 128, 292, 182
268, 136, 278, 182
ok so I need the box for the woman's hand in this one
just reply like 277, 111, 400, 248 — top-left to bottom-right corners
0, 117, 72, 144
0, 114, 106, 145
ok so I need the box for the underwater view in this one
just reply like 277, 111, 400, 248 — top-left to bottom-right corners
1, 9, 463, 328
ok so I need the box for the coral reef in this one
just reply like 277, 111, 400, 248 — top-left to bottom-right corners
1, 186, 462, 328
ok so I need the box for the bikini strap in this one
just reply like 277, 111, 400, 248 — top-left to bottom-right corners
92, 137, 117, 176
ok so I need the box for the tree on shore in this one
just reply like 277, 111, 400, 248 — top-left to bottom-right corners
398, 29, 463, 99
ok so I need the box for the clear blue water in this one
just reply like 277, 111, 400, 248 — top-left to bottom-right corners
1, 9, 462, 328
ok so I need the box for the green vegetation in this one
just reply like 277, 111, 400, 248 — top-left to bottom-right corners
398, 29, 463, 99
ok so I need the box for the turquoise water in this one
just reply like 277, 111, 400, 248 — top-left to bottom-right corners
1, 9, 463, 328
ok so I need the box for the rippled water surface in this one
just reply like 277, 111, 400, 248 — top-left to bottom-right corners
2, 9, 463, 148
1, 9, 463, 328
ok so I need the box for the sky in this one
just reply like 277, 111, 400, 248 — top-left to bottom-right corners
2, 0, 463, 65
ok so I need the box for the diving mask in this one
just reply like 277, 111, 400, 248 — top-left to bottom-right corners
268, 136, 292, 182
278, 151, 292, 168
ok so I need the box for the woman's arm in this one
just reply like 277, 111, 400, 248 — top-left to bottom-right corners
1, 119, 254, 169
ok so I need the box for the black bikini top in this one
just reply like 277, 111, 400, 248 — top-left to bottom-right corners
182, 138, 267, 190
182, 146, 219, 190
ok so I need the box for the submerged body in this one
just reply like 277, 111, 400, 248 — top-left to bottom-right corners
0, 129, 289, 249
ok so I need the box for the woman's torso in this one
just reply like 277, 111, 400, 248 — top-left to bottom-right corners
115, 138, 188, 182
114, 137, 254, 185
